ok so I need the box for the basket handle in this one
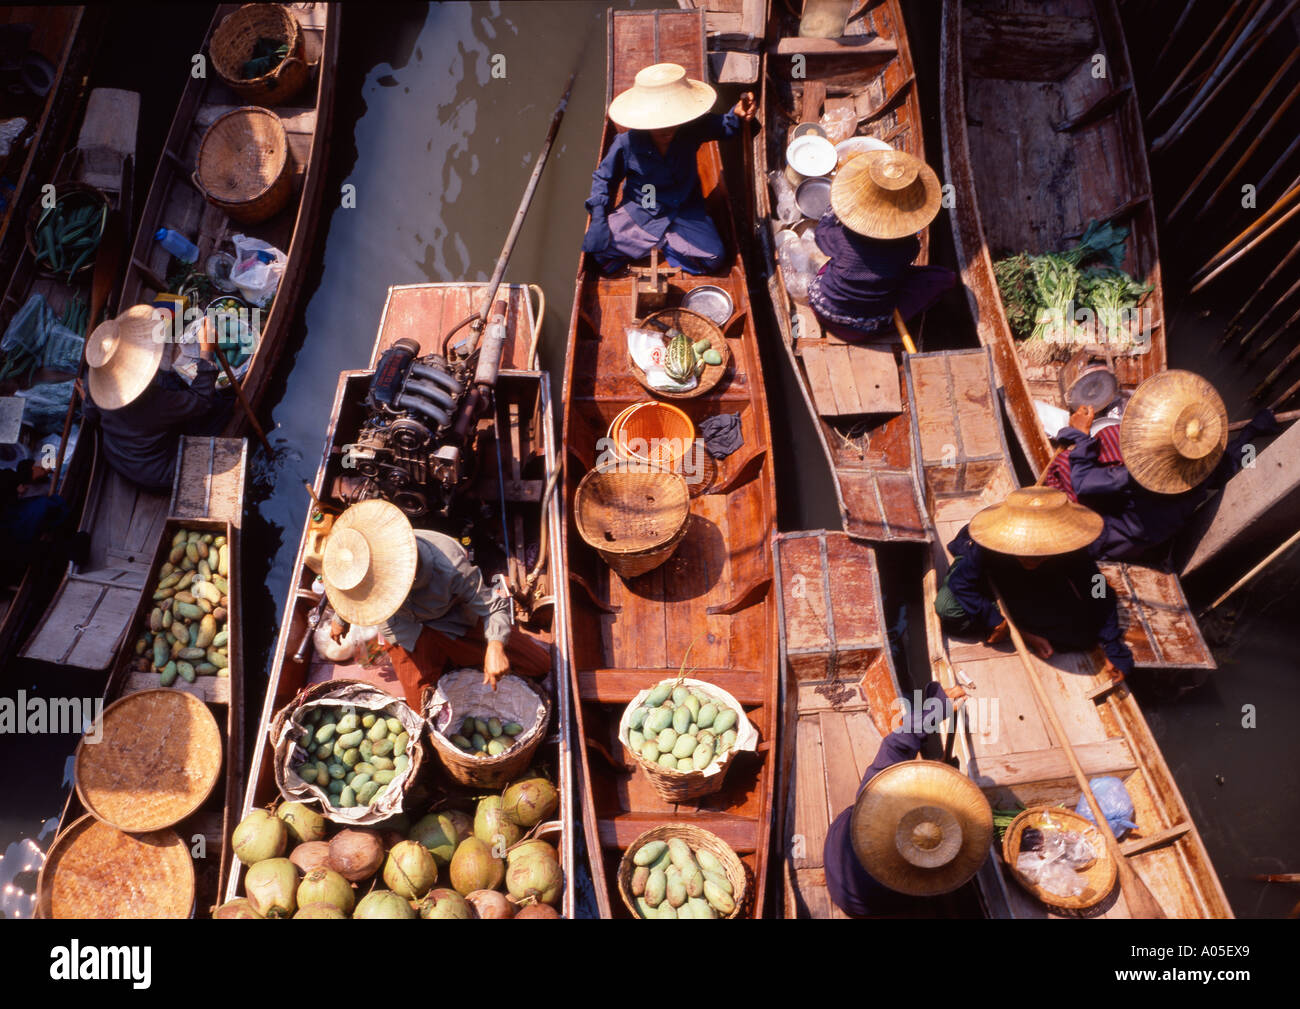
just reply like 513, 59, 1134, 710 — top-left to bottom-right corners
270, 55, 306, 87
190, 170, 211, 201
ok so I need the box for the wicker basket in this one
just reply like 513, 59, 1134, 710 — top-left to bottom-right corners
1001, 806, 1117, 911
618, 824, 749, 919
423, 669, 551, 788
37, 815, 194, 919
608, 400, 697, 471
618, 676, 758, 803
24, 181, 108, 275
74, 689, 222, 833
193, 106, 293, 225
574, 462, 691, 578
210, 3, 309, 105
630, 307, 731, 399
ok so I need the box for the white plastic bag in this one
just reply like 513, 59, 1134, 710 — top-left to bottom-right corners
230, 234, 286, 307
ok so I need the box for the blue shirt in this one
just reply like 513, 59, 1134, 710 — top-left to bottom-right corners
813, 208, 920, 319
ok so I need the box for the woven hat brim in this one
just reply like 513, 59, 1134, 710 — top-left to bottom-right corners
86, 311, 166, 411
608, 78, 717, 130
830, 151, 943, 239
1119, 370, 1228, 494
968, 500, 1103, 556
322, 500, 418, 627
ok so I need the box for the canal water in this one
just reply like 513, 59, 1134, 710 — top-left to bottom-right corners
1, 1, 1294, 918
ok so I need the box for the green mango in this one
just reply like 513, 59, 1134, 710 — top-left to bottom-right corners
692, 739, 714, 770
632, 841, 667, 866
657, 753, 678, 770
704, 879, 735, 915
629, 729, 645, 751
672, 706, 692, 735
666, 876, 687, 908
336, 713, 359, 734
645, 708, 673, 735
656, 727, 678, 753
385, 717, 403, 735
672, 734, 697, 760
703, 869, 732, 895
338, 729, 364, 749
645, 868, 667, 908
697, 703, 718, 729
628, 707, 649, 731
712, 708, 738, 734
687, 896, 716, 919
356, 781, 380, 805
671, 686, 689, 706
645, 683, 672, 707
684, 695, 700, 721
635, 896, 657, 920
339, 786, 356, 808
640, 740, 661, 763
657, 903, 678, 919
367, 720, 388, 742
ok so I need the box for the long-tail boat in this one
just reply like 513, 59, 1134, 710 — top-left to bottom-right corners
755, 0, 930, 542
228, 282, 576, 917
22, 3, 337, 670
563, 7, 779, 918
908, 347, 1231, 918
940, 0, 1167, 474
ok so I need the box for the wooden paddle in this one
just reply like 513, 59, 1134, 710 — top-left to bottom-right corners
208, 324, 272, 455
48, 209, 125, 496
991, 588, 1168, 918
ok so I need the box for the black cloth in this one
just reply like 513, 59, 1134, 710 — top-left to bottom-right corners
699, 412, 742, 459
0, 459, 35, 508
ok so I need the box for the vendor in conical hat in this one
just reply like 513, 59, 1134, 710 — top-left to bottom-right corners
1042, 370, 1278, 563
320, 498, 549, 707
582, 63, 755, 275
933, 487, 1134, 682
808, 149, 955, 340
81, 304, 233, 493
824, 679, 992, 916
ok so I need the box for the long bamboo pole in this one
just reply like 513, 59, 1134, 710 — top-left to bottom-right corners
1222, 240, 1300, 341
1249, 318, 1300, 398
1147, 0, 1248, 119
1190, 189, 1300, 292
1242, 278, 1300, 358
1199, 527, 1300, 617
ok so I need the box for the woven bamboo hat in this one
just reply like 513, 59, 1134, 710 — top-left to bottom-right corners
851, 760, 993, 896
830, 149, 942, 239
1119, 370, 1228, 494
608, 62, 716, 130
969, 486, 1103, 556
321, 499, 419, 626
84, 304, 165, 410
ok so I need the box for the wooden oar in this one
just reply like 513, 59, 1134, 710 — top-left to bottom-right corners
1199, 526, 1300, 617
1190, 186, 1300, 292
892, 309, 918, 354
210, 329, 272, 455
991, 588, 1168, 918
1228, 407, 1299, 431
49, 209, 125, 496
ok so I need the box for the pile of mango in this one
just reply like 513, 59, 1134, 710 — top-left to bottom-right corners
629, 836, 737, 919
627, 681, 739, 774
295, 705, 412, 809
133, 527, 231, 685
449, 715, 525, 758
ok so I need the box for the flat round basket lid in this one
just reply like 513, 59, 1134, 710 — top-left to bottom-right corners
75, 689, 222, 832
39, 815, 194, 919
197, 108, 288, 202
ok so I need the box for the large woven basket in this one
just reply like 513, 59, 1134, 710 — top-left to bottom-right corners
37, 815, 194, 919
424, 669, 551, 788
631, 307, 731, 399
210, 3, 309, 105
193, 106, 293, 224
618, 824, 749, 919
74, 689, 222, 833
1002, 806, 1117, 911
574, 462, 691, 578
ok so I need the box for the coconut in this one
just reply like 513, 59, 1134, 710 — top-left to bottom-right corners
297, 867, 355, 914
212, 898, 263, 919
501, 775, 559, 828
505, 849, 563, 906
353, 889, 416, 919
507, 839, 559, 867
233, 809, 287, 866
289, 840, 333, 875
383, 840, 438, 900
294, 902, 348, 919
514, 903, 562, 918
418, 888, 473, 919
449, 836, 504, 895
466, 889, 515, 919
409, 811, 466, 869
277, 801, 327, 844
244, 857, 299, 918
328, 828, 385, 882
473, 796, 522, 849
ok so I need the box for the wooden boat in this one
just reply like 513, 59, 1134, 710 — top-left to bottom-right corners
908, 347, 1231, 918
563, 8, 779, 918
119, 1, 338, 431
675, 0, 765, 84
940, 0, 1167, 474
22, 4, 337, 670
755, 0, 931, 542
40, 435, 247, 918
228, 282, 577, 917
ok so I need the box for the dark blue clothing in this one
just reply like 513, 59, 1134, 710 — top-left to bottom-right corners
942, 525, 1135, 676
0, 492, 69, 584
582, 112, 740, 274
824, 681, 953, 917
1056, 410, 1278, 563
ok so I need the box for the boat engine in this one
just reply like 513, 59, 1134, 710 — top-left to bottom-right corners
333, 302, 510, 518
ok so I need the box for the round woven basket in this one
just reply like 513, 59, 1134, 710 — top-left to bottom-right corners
630, 307, 731, 399
423, 669, 552, 789
1002, 806, 1117, 911
37, 814, 194, 919
609, 400, 696, 471
210, 3, 309, 105
193, 106, 293, 225
574, 462, 691, 579
74, 689, 222, 833
618, 824, 749, 919
25, 181, 108, 275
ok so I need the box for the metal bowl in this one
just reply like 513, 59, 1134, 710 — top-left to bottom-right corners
785, 134, 837, 180
681, 285, 734, 326
795, 177, 832, 220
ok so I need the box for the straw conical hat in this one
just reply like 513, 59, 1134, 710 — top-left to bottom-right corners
830, 149, 942, 240
1119, 370, 1228, 494
968, 486, 1103, 556
321, 499, 418, 627
85, 305, 165, 410
608, 62, 716, 131
851, 760, 992, 896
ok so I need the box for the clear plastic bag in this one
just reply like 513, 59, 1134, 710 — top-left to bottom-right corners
820, 107, 857, 145
768, 170, 800, 226
230, 234, 286, 308
776, 230, 813, 304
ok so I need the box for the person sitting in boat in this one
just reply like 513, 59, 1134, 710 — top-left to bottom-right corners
824, 684, 993, 917
1043, 370, 1278, 564
80, 304, 233, 494
581, 62, 755, 275
808, 149, 955, 340
319, 499, 549, 710
0, 460, 70, 587
933, 486, 1135, 683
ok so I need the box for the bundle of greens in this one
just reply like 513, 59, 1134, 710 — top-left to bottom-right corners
242, 37, 290, 80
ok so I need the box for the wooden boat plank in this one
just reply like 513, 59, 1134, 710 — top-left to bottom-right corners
122, 670, 230, 706
818, 710, 864, 819
844, 345, 903, 415
842, 709, 885, 780
791, 716, 829, 871
577, 667, 764, 705
972, 738, 1137, 788
823, 535, 885, 649
598, 811, 759, 853
374, 283, 534, 370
